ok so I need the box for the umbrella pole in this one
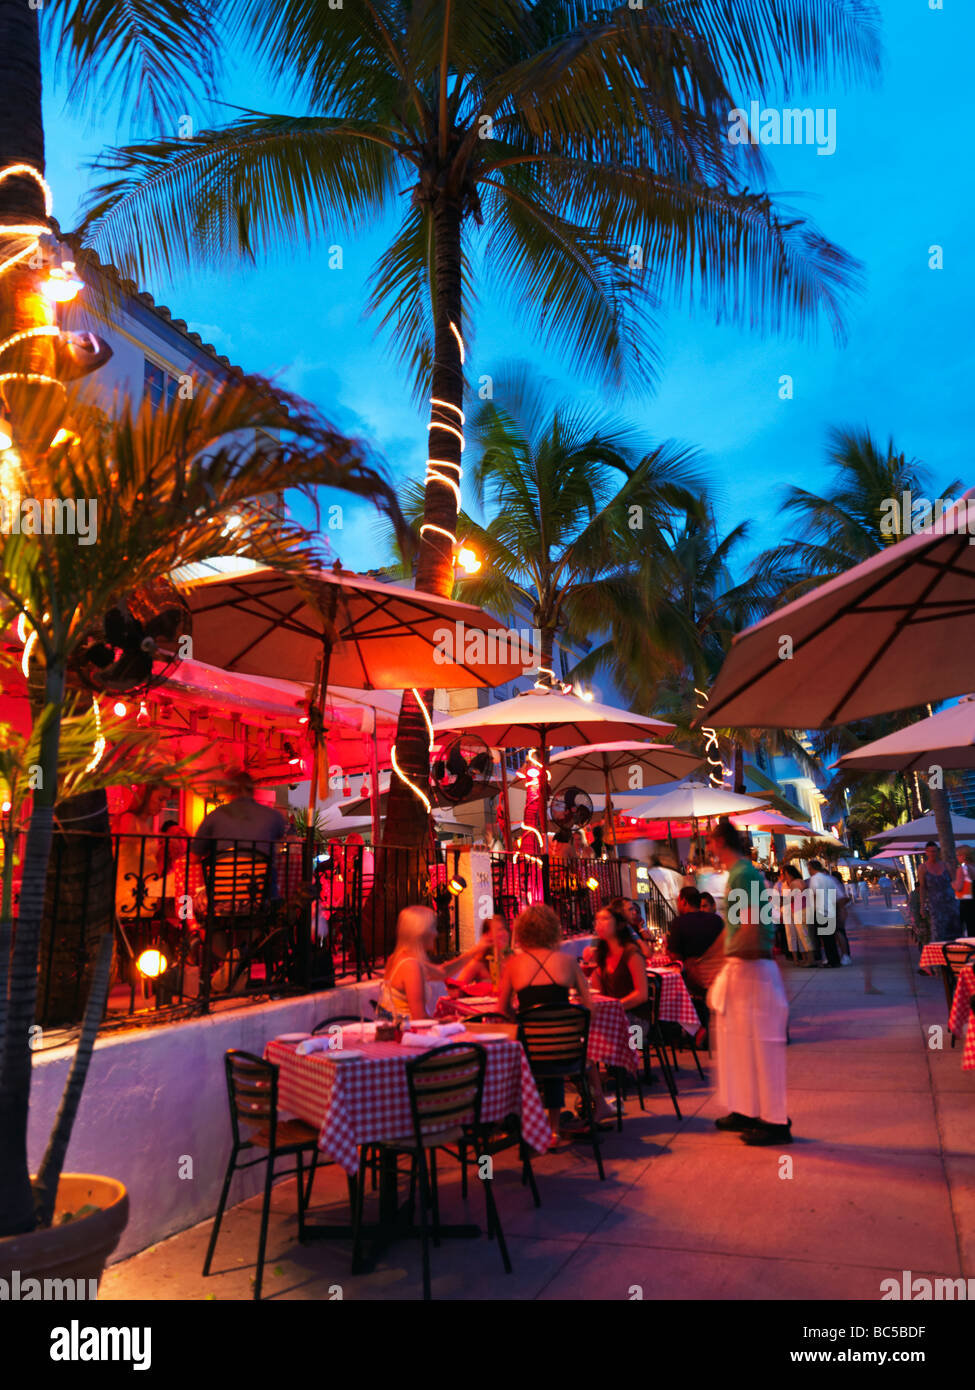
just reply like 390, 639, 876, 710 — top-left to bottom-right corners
498, 748, 514, 854
369, 713, 381, 846
539, 732, 551, 900
604, 764, 617, 854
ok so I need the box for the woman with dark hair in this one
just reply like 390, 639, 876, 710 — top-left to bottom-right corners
707, 817, 791, 1147
919, 841, 959, 943
592, 905, 649, 1012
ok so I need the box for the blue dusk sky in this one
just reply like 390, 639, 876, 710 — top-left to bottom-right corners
40, 3, 973, 574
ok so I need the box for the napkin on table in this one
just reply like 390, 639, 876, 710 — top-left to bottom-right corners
295, 1036, 333, 1056
400, 1031, 440, 1048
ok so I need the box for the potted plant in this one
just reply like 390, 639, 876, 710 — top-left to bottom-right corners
0, 374, 404, 1285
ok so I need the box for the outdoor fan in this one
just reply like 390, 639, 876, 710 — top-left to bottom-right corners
430, 734, 494, 806
74, 583, 189, 697
550, 786, 594, 842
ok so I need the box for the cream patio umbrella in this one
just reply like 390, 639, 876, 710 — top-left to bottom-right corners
837, 697, 975, 775
626, 781, 771, 860
548, 741, 703, 849
701, 490, 975, 730
433, 688, 675, 857
870, 812, 975, 844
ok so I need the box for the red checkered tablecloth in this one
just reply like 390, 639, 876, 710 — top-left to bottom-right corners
650, 967, 701, 1036
265, 1034, 551, 1173
919, 939, 975, 972
948, 965, 975, 1070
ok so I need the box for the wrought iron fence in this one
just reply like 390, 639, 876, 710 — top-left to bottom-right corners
5, 826, 652, 1028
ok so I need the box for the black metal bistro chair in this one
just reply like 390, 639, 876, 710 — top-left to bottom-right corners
942, 941, 975, 1047
201, 848, 273, 990
456, 1013, 541, 1208
351, 1041, 511, 1300
203, 1050, 330, 1300
517, 1002, 605, 1180
632, 973, 682, 1119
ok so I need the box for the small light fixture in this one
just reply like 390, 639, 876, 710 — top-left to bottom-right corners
586, 876, 599, 891
455, 544, 481, 575
113, 701, 127, 718
136, 947, 168, 979
283, 739, 301, 766
1, 800, 11, 814
0, 414, 12, 450
41, 260, 84, 304
447, 874, 467, 896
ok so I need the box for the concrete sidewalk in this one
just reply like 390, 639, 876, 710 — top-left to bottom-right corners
100, 901, 975, 1300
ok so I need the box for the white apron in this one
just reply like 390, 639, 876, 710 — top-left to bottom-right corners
708, 957, 789, 1125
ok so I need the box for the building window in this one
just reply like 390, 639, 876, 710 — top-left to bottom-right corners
144, 358, 181, 409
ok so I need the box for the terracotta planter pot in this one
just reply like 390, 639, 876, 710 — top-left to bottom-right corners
0, 1174, 128, 1296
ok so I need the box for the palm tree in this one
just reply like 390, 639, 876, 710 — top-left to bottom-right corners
440, 367, 704, 682
752, 426, 963, 602
752, 426, 964, 866
75, 0, 882, 845
0, 374, 405, 1238
586, 506, 816, 794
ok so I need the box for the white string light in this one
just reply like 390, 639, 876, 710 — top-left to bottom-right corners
83, 695, 106, 774
419, 322, 465, 553
0, 164, 53, 276
694, 687, 724, 788
390, 686, 436, 811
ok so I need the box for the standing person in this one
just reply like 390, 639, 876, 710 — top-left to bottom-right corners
806, 859, 841, 967
647, 851, 684, 912
878, 872, 894, 909
831, 870, 853, 965
918, 841, 960, 944
777, 864, 814, 967
707, 818, 791, 1146
953, 848, 975, 937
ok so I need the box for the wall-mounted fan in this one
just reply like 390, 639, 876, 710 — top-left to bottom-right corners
550, 786, 594, 842
73, 582, 189, 697
431, 734, 494, 806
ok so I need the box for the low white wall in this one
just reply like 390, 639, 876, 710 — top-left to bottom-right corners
28, 982, 380, 1263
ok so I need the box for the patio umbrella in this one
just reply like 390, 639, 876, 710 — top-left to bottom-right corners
870, 812, 975, 844
184, 563, 532, 690
185, 563, 531, 847
433, 688, 674, 853
548, 742, 703, 849
729, 808, 813, 833
836, 697, 975, 775
700, 489, 975, 729
627, 781, 770, 860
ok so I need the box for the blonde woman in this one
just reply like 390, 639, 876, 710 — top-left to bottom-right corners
378, 906, 491, 1020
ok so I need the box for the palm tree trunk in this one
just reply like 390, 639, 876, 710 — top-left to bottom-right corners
929, 783, 957, 873
33, 931, 115, 1227
382, 197, 464, 874
733, 742, 745, 795
0, 0, 57, 441
0, 662, 65, 1236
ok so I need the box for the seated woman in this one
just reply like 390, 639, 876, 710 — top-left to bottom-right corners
498, 904, 615, 1141
453, 915, 510, 988
377, 905, 491, 1020
591, 905, 649, 1012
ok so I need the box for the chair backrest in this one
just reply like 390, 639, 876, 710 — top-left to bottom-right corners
464, 1011, 510, 1024
204, 848, 271, 915
517, 1002, 589, 1075
405, 1042, 486, 1143
944, 942, 975, 976
224, 1049, 278, 1147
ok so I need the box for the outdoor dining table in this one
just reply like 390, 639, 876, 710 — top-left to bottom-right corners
918, 938, 975, 972
437, 966, 700, 1073
948, 964, 975, 1070
264, 1028, 550, 1268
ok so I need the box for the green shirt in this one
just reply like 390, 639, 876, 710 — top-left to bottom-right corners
724, 857, 774, 956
